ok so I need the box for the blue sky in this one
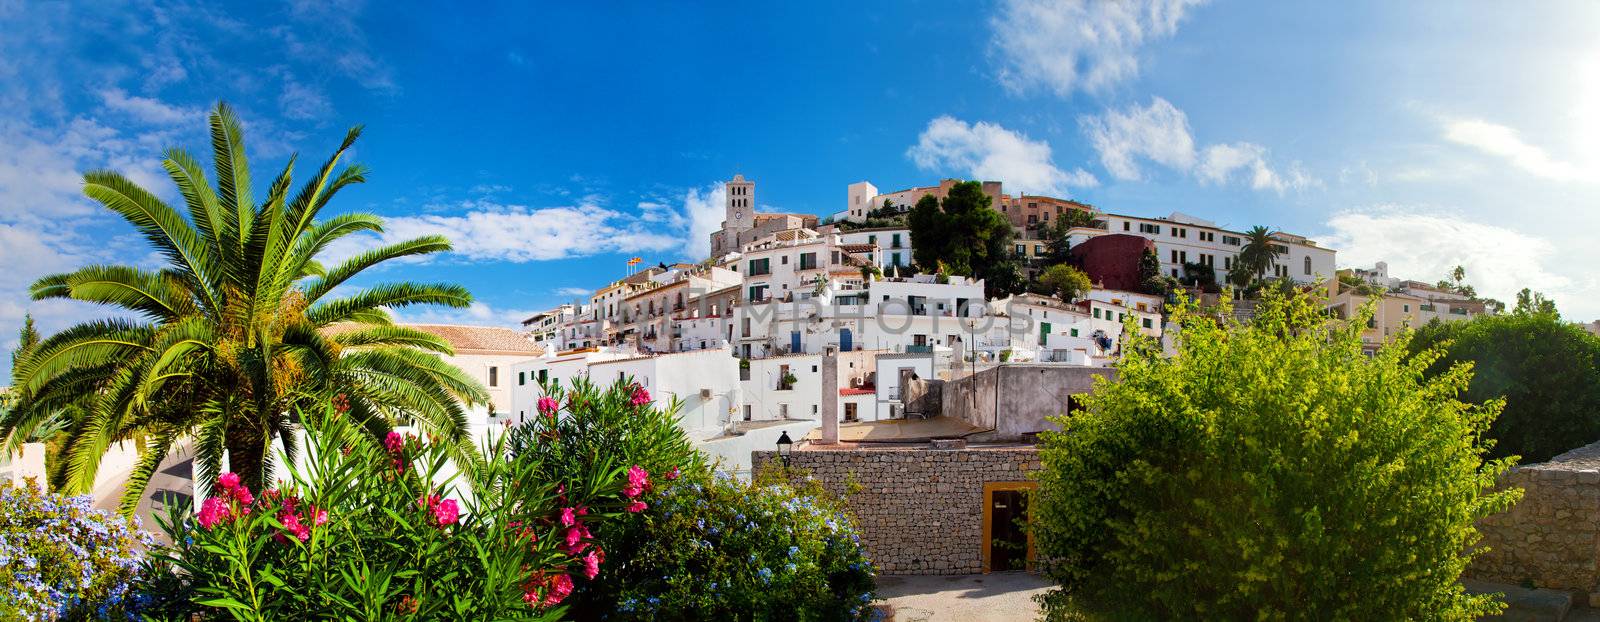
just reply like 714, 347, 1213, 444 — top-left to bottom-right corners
2, 1, 1598, 360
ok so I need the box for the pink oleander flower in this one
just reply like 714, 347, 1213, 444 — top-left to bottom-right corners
623, 465, 650, 498
432, 499, 459, 527
545, 574, 574, 607
313, 507, 329, 527
385, 431, 404, 453
197, 497, 231, 529
559, 507, 577, 527
582, 547, 605, 580
626, 500, 647, 513
217, 472, 241, 491
537, 396, 559, 418
629, 384, 651, 406
564, 525, 585, 549
666, 466, 680, 481
231, 484, 254, 507
281, 513, 310, 542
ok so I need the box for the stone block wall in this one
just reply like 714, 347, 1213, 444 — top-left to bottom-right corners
753, 445, 1040, 575
1469, 442, 1600, 592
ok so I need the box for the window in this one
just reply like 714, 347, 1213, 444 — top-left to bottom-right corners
1070, 328, 1079, 337
539, 370, 548, 383
1123, 222, 1131, 231
1173, 227, 1186, 238
1222, 235, 1242, 246
1142, 318, 1153, 329
868, 235, 877, 245
1015, 244, 1026, 257
1093, 308, 1101, 319
891, 234, 902, 248
1304, 256, 1312, 275
1139, 223, 1161, 234
748, 258, 771, 276
1034, 244, 1044, 255
780, 404, 789, 418
489, 367, 499, 387
781, 255, 788, 265
747, 285, 768, 302
518, 371, 526, 386
1403, 304, 1410, 312
799, 252, 817, 270
1270, 243, 1289, 254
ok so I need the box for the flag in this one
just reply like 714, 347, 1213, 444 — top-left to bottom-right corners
627, 257, 642, 266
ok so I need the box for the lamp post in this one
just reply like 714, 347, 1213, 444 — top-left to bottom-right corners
776, 430, 793, 467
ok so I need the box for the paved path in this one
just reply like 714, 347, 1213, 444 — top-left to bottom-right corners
876, 573, 1052, 622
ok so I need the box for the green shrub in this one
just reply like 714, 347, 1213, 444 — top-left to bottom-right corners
1408, 312, 1600, 463
579, 469, 877, 621
510, 378, 877, 620
139, 387, 639, 620
1033, 290, 1521, 620
0, 484, 154, 621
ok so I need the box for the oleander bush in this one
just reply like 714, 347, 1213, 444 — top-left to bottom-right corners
1033, 289, 1522, 621
0, 484, 154, 621
137, 384, 648, 620
510, 378, 878, 620
579, 471, 877, 621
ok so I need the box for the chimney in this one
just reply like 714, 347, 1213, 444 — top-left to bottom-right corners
819, 346, 839, 444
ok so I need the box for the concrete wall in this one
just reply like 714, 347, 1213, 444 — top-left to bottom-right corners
1469, 441, 1600, 593
0, 442, 48, 491
753, 445, 1042, 575
941, 364, 1115, 441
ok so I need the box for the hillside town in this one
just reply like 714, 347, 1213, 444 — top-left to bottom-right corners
6, 2, 1598, 619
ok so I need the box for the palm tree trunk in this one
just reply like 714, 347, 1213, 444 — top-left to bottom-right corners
225, 424, 268, 492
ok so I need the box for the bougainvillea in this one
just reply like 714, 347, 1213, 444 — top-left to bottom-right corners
0, 484, 155, 621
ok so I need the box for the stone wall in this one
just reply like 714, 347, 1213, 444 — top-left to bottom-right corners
1469, 442, 1600, 592
753, 445, 1040, 575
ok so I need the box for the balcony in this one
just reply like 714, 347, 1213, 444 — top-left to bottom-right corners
905, 345, 933, 354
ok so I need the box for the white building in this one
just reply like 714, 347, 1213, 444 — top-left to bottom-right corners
833, 227, 914, 270
1096, 211, 1336, 285
520, 304, 580, 350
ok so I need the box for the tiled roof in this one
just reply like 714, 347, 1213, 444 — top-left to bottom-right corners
325, 323, 543, 355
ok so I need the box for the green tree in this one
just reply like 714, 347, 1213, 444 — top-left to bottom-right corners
1037, 217, 1074, 267
1234, 225, 1283, 288
1038, 264, 1090, 303
1512, 288, 1558, 318
1034, 290, 1519, 620
905, 181, 1019, 298
10, 313, 38, 373
1408, 312, 1598, 463
2, 103, 487, 511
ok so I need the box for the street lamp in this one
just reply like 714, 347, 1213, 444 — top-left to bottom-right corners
776, 430, 793, 467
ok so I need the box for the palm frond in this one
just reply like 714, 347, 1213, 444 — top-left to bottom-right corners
306, 283, 472, 326
82, 171, 220, 311
30, 264, 197, 321
116, 424, 181, 515
329, 325, 453, 353
209, 102, 254, 253
302, 235, 453, 303
12, 319, 155, 395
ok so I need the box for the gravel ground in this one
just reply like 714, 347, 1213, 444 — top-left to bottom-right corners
875, 573, 1052, 622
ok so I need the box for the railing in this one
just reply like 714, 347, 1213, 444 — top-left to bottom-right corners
905, 345, 933, 354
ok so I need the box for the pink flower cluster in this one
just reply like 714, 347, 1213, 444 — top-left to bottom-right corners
385, 431, 410, 473
197, 471, 254, 529
537, 396, 559, 419
417, 494, 459, 528
622, 465, 650, 513
522, 572, 574, 609
629, 383, 651, 407
271, 492, 328, 543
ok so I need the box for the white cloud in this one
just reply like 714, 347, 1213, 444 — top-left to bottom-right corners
278, 77, 333, 120
1443, 118, 1590, 182
680, 183, 727, 260
1080, 97, 1195, 180
907, 115, 1098, 196
1199, 143, 1319, 192
1081, 97, 1318, 193
552, 287, 592, 298
991, 0, 1205, 97
1321, 209, 1574, 306
97, 88, 200, 126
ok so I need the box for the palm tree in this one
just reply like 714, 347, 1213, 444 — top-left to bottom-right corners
1235, 225, 1283, 288
3, 103, 488, 512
